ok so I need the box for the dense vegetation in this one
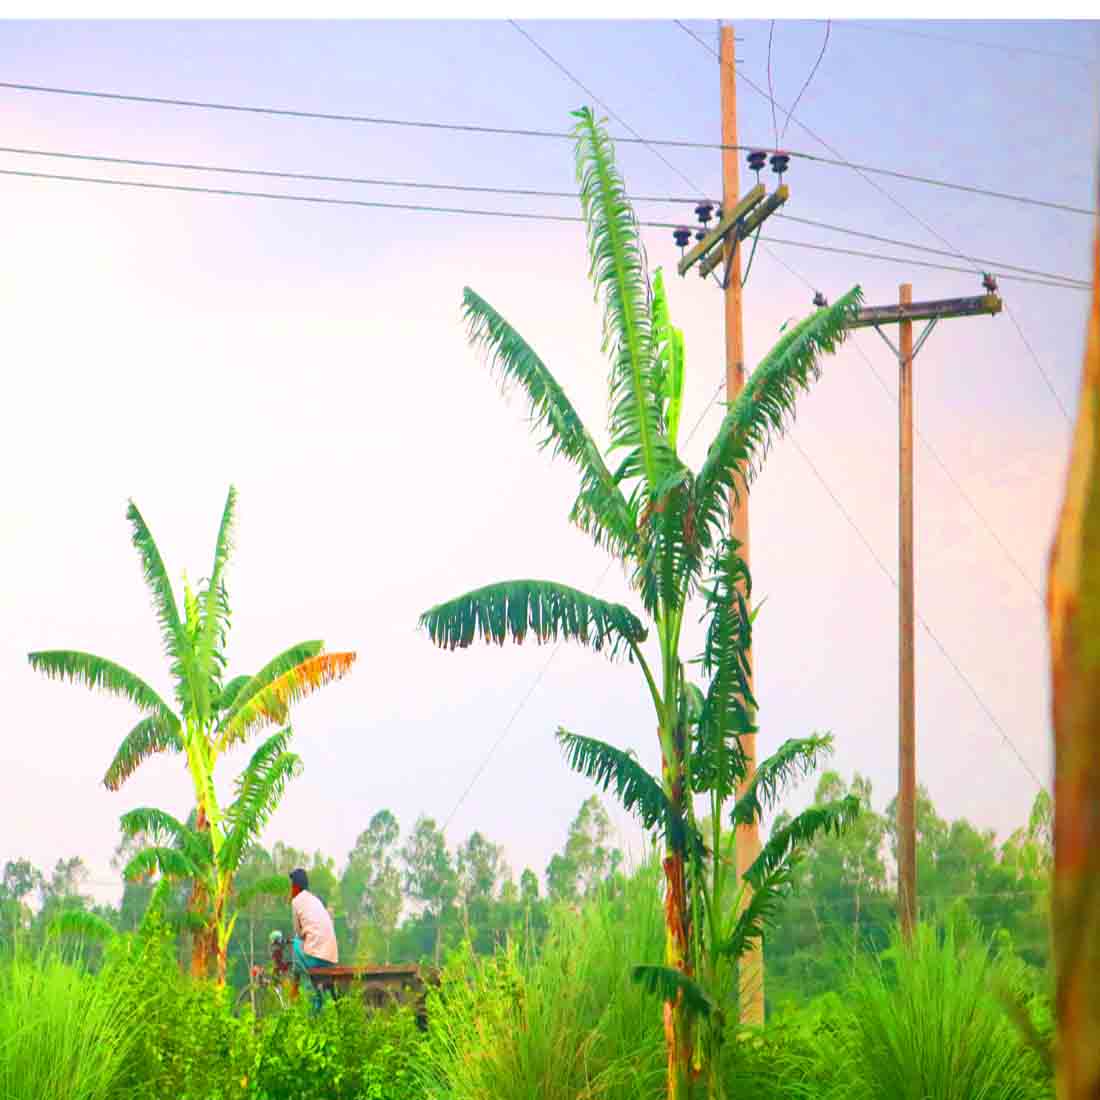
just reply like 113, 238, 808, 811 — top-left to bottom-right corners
0, 830, 1053, 1100
1, 781, 1053, 1000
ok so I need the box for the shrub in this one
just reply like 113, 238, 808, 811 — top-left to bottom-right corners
247, 996, 424, 1100
418, 860, 667, 1100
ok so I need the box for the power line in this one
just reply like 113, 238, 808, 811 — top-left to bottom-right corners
767, 22, 779, 149
1005, 306, 1074, 422
785, 427, 1047, 793
1, 165, 1085, 293
782, 20, 831, 142
676, 19, 1054, 789
669, 26, 1095, 220
676, 21, 1079, 418
758, 234, 1087, 291
442, 379, 730, 834
677, 22, 985, 277
774, 212, 1089, 289
847, 334, 1043, 604
508, 19, 699, 195
2, 144, 1085, 289
2, 77, 1095, 219
440, 17, 735, 827
843, 20, 1097, 66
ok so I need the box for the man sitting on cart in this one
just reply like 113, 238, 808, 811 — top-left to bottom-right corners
288, 867, 338, 1012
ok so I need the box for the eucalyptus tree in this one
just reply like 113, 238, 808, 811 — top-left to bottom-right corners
117, 727, 302, 983
27, 486, 355, 974
419, 108, 861, 1098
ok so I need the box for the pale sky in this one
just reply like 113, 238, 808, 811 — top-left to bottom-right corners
1, 19, 1097, 906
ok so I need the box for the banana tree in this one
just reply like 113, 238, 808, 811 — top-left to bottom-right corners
119, 728, 301, 982
28, 486, 355, 977
419, 108, 861, 1099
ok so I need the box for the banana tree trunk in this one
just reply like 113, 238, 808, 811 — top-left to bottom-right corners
1048, 183, 1100, 1100
661, 719, 697, 1100
190, 932, 209, 979
663, 848, 694, 1100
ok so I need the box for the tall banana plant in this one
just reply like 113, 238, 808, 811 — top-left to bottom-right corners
419, 108, 861, 1099
120, 728, 301, 982
28, 486, 355, 978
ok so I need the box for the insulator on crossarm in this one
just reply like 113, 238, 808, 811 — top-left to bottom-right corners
673, 226, 692, 249
813, 291, 828, 308
695, 200, 714, 225
747, 149, 767, 182
982, 272, 998, 294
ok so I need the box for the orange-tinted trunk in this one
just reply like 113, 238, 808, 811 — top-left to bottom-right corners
1048, 184, 1100, 1100
663, 849, 695, 1099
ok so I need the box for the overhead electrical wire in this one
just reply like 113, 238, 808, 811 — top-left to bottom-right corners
508, 19, 699, 195
0, 143, 1087, 289
843, 20, 1096, 66
0, 78, 1094, 218
755, 235, 1085, 291
1, 39, 1058, 798
0, 169, 1086, 294
848, 333, 1043, 603
443, 21, 740, 832
441, 376, 728, 833
787, 427, 1047, 792
440, 23, 1051, 819
767, 22, 780, 149
666, 28, 1095, 220
781, 19, 831, 142
669, 21, 1050, 789
674, 20, 1078, 418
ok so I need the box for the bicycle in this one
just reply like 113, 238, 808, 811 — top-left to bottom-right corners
234, 929, 292, 1018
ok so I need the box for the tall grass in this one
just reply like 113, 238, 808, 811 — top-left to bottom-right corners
828, 916, 1052, 1100
0, 948, 148, 1100
418, 858, 668, 1100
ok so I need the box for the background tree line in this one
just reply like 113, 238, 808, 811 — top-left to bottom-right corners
2, 779, 1051, 1006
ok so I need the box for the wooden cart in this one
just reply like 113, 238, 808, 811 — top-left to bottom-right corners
306, 962, 437, 1027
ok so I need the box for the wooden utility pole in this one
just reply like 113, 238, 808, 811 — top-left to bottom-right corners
675, 25, 790, 1026
897, 284, 916, 938
846, 281, 1002, 937
720, 23, 764, 1027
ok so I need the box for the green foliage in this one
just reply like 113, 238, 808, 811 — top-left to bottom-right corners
26, 650, 173, 722
419, 579, 647, 657
545, 795, 622, 904
461, 287, 636, 558
244, 998, 424, 1100
78, 916, 425, 1100
555, 729, 674, 839
46, 909, 118, 943
692, 286, 864, 551
632, 964, 716, 1020
104, 715, 185, 791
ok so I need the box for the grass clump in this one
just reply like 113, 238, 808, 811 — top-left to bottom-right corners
828, 915, 1052, 1100
0, 948, 147, 1100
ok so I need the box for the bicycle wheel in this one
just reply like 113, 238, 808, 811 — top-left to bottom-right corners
235, 980, 286, 1018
